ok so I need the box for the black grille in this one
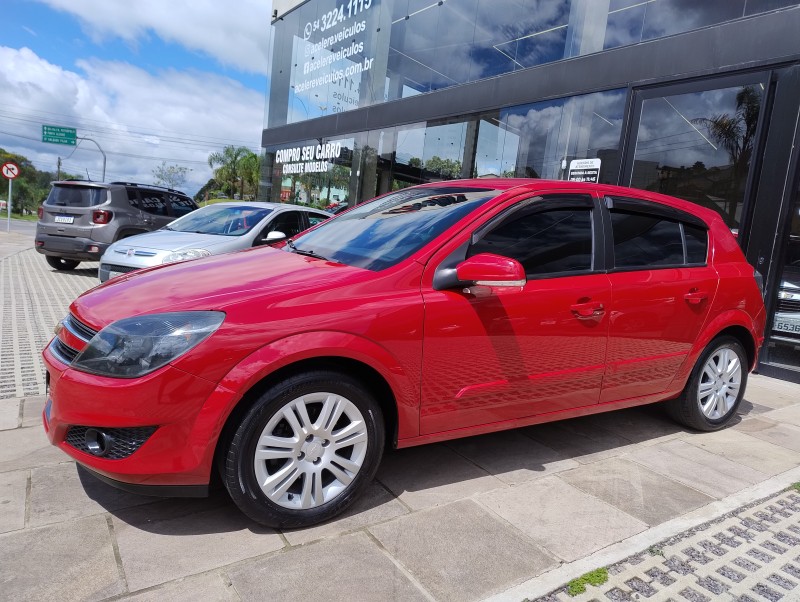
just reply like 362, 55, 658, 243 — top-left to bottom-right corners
65, 426, 157, 460
101, 263, 139, 274
50, 338, 79, 364
777, 298, 800, 313
65, 314, 98, 341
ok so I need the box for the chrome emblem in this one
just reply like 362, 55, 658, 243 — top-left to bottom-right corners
126, 249, 135, 257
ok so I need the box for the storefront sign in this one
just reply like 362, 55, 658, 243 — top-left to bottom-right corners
567, 158, 601, 183
275, 142, 343, 174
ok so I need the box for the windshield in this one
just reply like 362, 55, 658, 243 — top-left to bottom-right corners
166, 205, 272, 236
292, 186, 500, 270
45, 185, 107, 207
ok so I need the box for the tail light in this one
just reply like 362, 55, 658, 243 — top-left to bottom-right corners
37, 206, 43, 219
92, 210, 112, 224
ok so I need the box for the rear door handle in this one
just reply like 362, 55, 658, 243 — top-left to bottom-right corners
684, 290, 708, 305
570, 301, 604, 319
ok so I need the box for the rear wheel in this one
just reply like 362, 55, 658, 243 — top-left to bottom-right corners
665, 336, 748, 431
222, 370, 384, 528
45, 256, 80, 271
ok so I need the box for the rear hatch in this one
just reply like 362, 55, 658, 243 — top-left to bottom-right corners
38, 183, 110, 239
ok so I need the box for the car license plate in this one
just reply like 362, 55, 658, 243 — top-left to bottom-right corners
774, 316, 800, 334
54, 215, 74, 224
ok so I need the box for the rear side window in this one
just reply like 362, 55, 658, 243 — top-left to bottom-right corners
167, 194, 196, 217
470, 206, 593, 276
607, 196, 709, 268
138, 191, 169, 216
45, 186, 107, 208
307, 212, 329, 227
610, 212, 684, 267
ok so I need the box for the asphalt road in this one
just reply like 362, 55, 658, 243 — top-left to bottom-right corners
3, 217, 36, 236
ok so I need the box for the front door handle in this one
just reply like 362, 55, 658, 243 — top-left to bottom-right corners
684, 290, 708, 305
570, 301, 604, 319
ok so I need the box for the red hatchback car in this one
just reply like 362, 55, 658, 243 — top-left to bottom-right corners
43, 179, 766, 527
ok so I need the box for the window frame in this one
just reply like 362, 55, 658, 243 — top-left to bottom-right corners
602, 195, 710, 272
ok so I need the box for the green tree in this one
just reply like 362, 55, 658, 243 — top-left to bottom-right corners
152, 161, 189, 190
208, 145, 253, 199
240, 151, 261, 198
424, 155, 462, 180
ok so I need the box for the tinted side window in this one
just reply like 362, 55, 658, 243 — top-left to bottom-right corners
126, 188, 140, 208
684, 224, 709, 264
470, 207, 593, 276
167, 194, 196, 217
307, 212, 329, 227
610, 211, 683, 268
138, 191, 169, 216
269, 211, 305, 237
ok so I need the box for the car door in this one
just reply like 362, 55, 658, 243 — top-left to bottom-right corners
600, 195, 717, 403
419, 192, 611, 435
265, 209, 306, 239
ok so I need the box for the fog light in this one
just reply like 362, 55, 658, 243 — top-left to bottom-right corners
84, 428, 114, 457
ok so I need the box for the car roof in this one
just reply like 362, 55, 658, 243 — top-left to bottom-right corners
201, 202, 331, 214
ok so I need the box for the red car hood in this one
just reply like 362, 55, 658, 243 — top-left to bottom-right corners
72, 246, 369, 328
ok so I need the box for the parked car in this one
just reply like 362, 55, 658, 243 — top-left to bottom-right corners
772, 235, 800, 340
35, 181, 198, 270
42, 179, 766, 528
98, 202, 332, 282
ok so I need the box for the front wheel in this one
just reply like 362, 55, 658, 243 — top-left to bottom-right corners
46, 256, 80, 271
222, 370, 385, 528
665, 336, 748, 431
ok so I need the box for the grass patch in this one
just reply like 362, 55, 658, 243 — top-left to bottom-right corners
566, 568, 609, 597
791, 482, 800, 492
8, 214, 38, 222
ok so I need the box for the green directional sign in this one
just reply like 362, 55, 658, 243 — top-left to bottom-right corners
42, 125, 77, 146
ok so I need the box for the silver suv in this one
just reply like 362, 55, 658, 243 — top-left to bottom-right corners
35, 181, 198, 270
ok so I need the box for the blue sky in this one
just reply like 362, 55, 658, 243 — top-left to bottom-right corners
0, 0, 273, 193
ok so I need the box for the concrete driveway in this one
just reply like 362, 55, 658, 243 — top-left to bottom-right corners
2, 229, 799, 601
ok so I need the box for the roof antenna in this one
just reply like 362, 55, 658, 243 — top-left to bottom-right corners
85, 169, 92, 181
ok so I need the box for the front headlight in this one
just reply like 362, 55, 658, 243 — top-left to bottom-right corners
162, 249, 211, 264
72, 311, 225, 378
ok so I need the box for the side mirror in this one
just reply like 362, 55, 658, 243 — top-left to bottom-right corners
264, 230, 287, 242
456, 253, 526, 287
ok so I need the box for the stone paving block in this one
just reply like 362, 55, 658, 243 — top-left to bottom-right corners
447, 429, 579, 485
0, 514, 124, 601
625, 439, 767, 498
21, 396, 46, 427
0, 469, 27, 534
377, 443, 504, 510
524, 418, 637, 464
281, 481, 407, 546
370, 499, 557, 602
734, 418, 800, 453
0, 398, 20, 430
558, 458, 714, 526
0, 421, 67, 473
572, 404, 687, 444
763, 404, 800, 428
117, 571, 239, 602
228, 531, 426, 601
112, 499, 284, 592
28, 463, 160, 528
680, 428, 800, 475
478, 475, 647, 562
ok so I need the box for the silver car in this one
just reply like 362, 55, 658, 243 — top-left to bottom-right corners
98, 202, 331, 282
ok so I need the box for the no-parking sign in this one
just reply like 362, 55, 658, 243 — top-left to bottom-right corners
1, 162, 20, 180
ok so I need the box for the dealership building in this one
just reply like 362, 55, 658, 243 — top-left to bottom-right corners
261, 0, 800, 382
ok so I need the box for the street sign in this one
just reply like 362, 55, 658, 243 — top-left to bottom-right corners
1, 162, 19, 180
42, 125, 77, 146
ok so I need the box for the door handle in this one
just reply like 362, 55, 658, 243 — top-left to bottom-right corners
684, 290, 708, 305
570, 301, 604, 319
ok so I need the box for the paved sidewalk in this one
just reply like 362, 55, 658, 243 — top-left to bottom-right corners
1, 237, 800, 601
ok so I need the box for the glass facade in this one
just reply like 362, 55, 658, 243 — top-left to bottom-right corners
267, 0, 798, 127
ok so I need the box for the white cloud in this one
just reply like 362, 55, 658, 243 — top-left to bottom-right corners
0, 46, 264, 194
33, 0, 273, 75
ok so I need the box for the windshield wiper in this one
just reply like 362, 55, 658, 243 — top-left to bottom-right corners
286, 239, 329, 261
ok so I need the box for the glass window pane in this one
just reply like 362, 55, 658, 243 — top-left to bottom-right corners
684, 224, 709, 264
630, 83, 764, 228
611, 211, 684, 267
471, 205, 593, 275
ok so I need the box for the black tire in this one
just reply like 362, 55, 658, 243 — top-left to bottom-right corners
45, 256, 80, 271
665, 336, 748, 431
222, 370, 385, 528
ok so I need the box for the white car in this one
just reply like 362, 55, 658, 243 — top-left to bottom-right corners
98, 202, 331, 282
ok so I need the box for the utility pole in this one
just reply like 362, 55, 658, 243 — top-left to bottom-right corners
57, 157, 62, 180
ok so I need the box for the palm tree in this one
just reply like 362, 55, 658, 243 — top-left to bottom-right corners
240, 151, 261, 198
208, 146, 252, 199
